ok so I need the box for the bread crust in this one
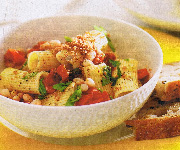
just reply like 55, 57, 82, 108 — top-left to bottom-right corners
155, 61, 180, 101
126, 117, 180, 140
125, 61, 180, 140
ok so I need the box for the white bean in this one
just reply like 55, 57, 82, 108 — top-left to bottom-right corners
31, 99, 42, 105
0, 89, 11, 98
73, 78, 84, 85
12, 95, 21, 101
85, 78, 95, 87
23, 94, 33, 103
81, 84, 89, 92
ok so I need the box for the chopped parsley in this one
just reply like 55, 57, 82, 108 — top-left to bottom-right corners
64, 36, 72, 42
124, 58, 129, 61
65, 86, 82, 106
94, 25, 115, 52
102, 66, 112, 86
38, 78, 47, 99
106, 36, 115, 52
20, 60, 27, 70
109, 59, 120, 67
110, 95, 113, 100
97, 88, 103, 92
53, 81, 72, 92
94, 25, 107, 35
22, 72, 38, 80
102, 59, 122, 86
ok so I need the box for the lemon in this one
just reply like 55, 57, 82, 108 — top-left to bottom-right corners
142, 27, 180, 64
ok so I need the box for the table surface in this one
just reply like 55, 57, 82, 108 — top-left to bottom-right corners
1, 1, 180, 149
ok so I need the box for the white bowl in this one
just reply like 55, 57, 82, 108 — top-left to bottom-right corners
0, 15, 163, 138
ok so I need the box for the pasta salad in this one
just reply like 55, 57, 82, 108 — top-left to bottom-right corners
0, 26, 149, 106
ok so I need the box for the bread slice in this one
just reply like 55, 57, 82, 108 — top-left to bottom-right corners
155, 61, 180, 101
125, 95, 180, 140
125, 61, 180, 140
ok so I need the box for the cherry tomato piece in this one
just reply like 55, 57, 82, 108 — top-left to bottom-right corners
138, 68, 149, 80
57, 65, 69, 82
4, 49, 26, 66
75, 87, 110, 106
43, 68, 61, 94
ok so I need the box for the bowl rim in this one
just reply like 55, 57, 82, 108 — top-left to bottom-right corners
0, 14, 163, 110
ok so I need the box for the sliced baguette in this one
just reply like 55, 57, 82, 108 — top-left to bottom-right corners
126, 95, 180, 140
125, 61, 180, 140
155, 61, 180, 101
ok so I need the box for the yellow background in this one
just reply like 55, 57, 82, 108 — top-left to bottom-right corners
1, 28, 180, 150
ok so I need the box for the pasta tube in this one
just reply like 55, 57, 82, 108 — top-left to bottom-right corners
0, 68, 48, 94
83, 63, 113, 96
41, 82, 76, 106
112, 58, 139, 98
28, 51, 60, 72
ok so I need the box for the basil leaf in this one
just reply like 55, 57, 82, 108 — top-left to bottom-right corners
102, 62, 121, 86
22, 72, 38, 80
97, 88, 103, 92
106, 37, 115, 52
102, 66, 112, 86
124, 58, 129, 61
38, 95, 46, 100
93, 25, 107, 35
39, 78, 47, 96
94, 25, 115, 52
65, 86, 82, 106
109, 59, 120, 67
102, 77, 111, 86
64, 36, 72, 42
20, 60, 27, 70
53, 81, 72, 92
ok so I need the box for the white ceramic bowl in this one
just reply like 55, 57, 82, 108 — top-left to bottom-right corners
0, 15, 163, 138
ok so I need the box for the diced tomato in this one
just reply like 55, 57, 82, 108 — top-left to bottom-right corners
4, 49, 26, 66
93, 53, 105, 65
75, 87, 110, 106
138, 68, 150, 85
43, 68, 61, 94
27, 41, 46, 53
57, 65, 69, 82
103, 52, 116, 68
138, 68, 149, 80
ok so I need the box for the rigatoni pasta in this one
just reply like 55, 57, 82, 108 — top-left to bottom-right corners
112, 58, 139, 98
83, 63, 113, 97
28, 51, 60, 72
0, 68, 48, 94
0, 26, 149, 106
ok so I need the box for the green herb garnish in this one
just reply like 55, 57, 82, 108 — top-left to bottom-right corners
22, 72, 38, 80
97, 88, 103, 92
38, 78, 47, 99
65, 86, 82, 106
53, 81, 72, 92
102, 60, 122, 86
110, 95, 113, 100
94, 25, 107, 35
124, 58, 129, 61
109, 59, 120, 67
64, 36, 72, 42
20, 60, 27, 70
38, 95, 46, 100
94, 25, 115, 52
102, 66, 112, 86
